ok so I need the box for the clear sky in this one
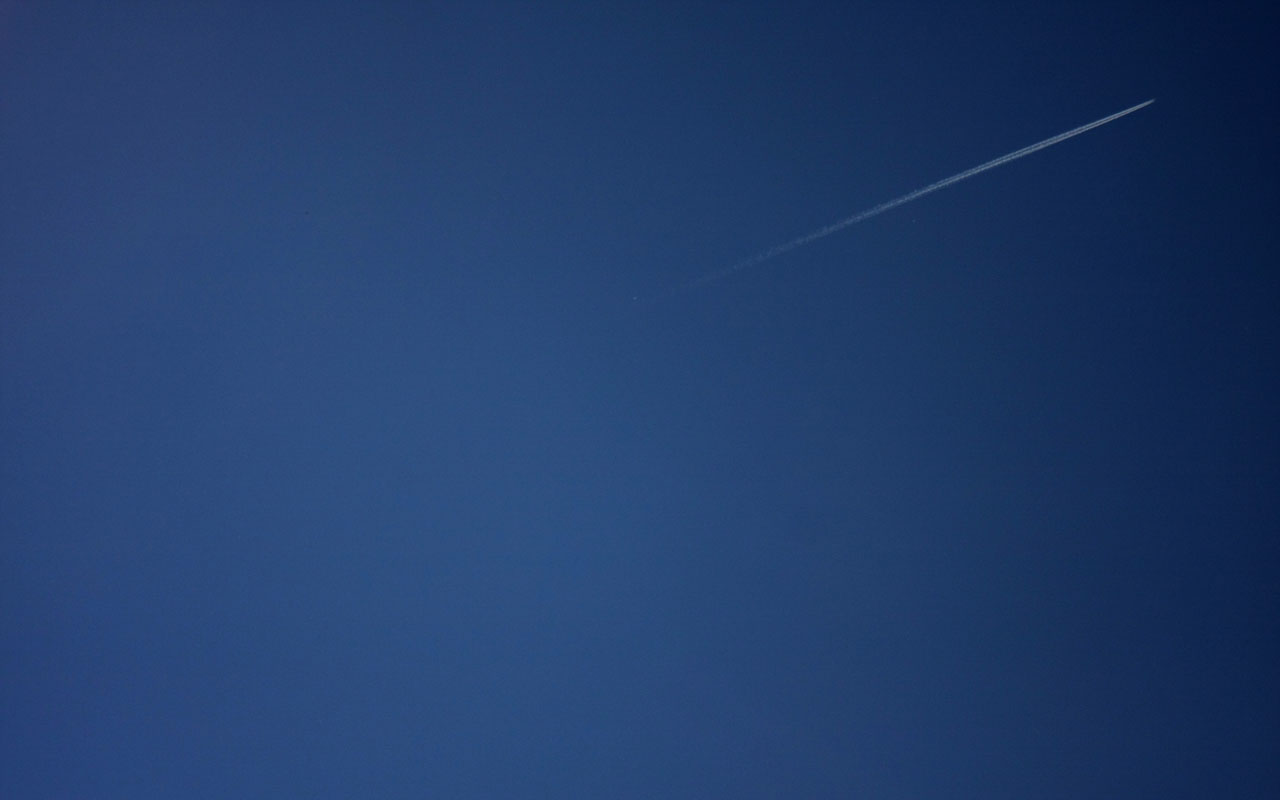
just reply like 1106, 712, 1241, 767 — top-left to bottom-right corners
2, 2, 1277, 796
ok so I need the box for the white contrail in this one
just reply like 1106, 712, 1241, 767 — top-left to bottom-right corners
685, 99, 1154, 291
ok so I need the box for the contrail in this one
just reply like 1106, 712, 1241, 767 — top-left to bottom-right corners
684, 99, 1154, 291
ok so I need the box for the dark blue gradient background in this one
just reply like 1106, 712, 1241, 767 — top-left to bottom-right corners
3, 2, 1277, 796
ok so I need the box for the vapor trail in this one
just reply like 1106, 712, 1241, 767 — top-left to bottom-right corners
685, 99, 1154, 291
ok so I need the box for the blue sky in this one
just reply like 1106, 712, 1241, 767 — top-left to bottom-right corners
3, 2, 1277, 796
